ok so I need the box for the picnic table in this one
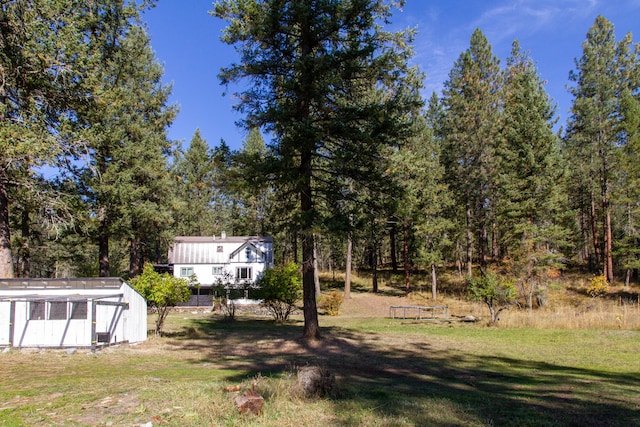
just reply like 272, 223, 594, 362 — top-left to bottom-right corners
389, 305, 448, 319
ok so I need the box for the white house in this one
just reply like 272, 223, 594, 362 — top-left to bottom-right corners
167, 234, 274, 305
0, 278, 147, 349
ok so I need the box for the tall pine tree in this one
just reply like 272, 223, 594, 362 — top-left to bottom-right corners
498, 40, 567, 310
71, 4, 176, 277
172, 130, 218, 236
564, 16, 637, 281
440, 29, 502, 277
0, 0, 97, 277
214, 0, 421, 339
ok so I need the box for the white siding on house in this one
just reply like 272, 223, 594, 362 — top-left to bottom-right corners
168, 235, 274, 287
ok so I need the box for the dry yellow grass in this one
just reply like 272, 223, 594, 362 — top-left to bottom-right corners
319, 269, 640, 330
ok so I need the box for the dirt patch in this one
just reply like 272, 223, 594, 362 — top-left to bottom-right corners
71, 392, 144, 425
339, 292, 411, 317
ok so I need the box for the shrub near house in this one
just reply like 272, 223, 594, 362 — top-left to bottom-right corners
131, 264, 191, 336
255, 262, 302, 322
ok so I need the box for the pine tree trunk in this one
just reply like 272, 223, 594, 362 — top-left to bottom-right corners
580, 209, 590, 269
479, 221, 488, 269
313, 236, 321, 297
301, 230, 319, 339
492, 222, 500, 260
590, 195, 602, 273
466, 203, 473, 277
129, 233, 142, 278
20, 208, 30, 277
431, 264, 437, 301
604, 203, 613, 282
625, 268, 631, 287
292, 231, 298, 264
344, 233, 352, 299
600, 139, 614, 282
300, 144, 319, 339
371, 240, 378, 293
98, 207, 110, 277
404, 221, 410, 296
390, 222, 398, 272
0, 182, 14, 278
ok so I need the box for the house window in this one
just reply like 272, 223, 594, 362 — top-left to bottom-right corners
70, 301, 87, 319
49, 301, 68, 320
217, 245, 223, 253
245, 247, 252, 261
180, 267, 194, 277
29, 301, 45, 320
236, 267, 252, 280
212, 266, 223, 275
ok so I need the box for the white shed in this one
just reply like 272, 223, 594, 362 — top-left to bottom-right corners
0, 278, 147, 349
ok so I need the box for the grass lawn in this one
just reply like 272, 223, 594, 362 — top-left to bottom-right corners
1, 296, 639, 426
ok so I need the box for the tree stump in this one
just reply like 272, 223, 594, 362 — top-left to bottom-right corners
235, 384, 264, 415
295, 366, 336, 398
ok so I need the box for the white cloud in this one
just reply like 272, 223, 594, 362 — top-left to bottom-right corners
470, 0, 599, 45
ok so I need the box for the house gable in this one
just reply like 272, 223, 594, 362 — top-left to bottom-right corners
168, 235, 273, 288
229, 242, 266, 262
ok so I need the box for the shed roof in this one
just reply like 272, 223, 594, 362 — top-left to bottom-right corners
0, 293, 124, 302
0, 277, 124, 290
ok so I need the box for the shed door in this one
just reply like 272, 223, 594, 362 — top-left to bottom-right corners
0, 301, 11, 345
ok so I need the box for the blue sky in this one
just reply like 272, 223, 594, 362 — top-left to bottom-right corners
143, 0, 640, 151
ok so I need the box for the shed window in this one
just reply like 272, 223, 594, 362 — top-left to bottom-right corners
70, 301, 88, 319
236, 267, 252, 280
29, 301, 45, 320
49, 301, 68, 320
180, 267, 194, 277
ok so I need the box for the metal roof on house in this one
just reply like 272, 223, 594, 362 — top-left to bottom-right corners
172, 236, 273, 244
168, 235, 273, 265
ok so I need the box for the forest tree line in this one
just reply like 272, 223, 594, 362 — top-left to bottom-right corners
2, 0, 640, 311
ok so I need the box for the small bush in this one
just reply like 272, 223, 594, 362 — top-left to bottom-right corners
587, 275, 609, 298
130, 263, 191, 336
217, 297, 237, 321
255, 262, 302, 322
468, 271, 516, 324
320, 290, 343, 316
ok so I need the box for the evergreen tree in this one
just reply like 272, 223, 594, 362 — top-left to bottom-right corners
231, 128, 273, 236
0, 0, 96, 277
564, 16, 637, 281
440, 29, 503, 277
615, 90, 640, 285
172, 129, 218, 236
390, 93, 452, 298
498, 40, 567, 310
117, 27, 176, 277
70, 5, 176, 277
214, 0, 421, 339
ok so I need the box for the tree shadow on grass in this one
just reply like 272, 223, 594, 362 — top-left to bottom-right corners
168, 316, 640, 426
